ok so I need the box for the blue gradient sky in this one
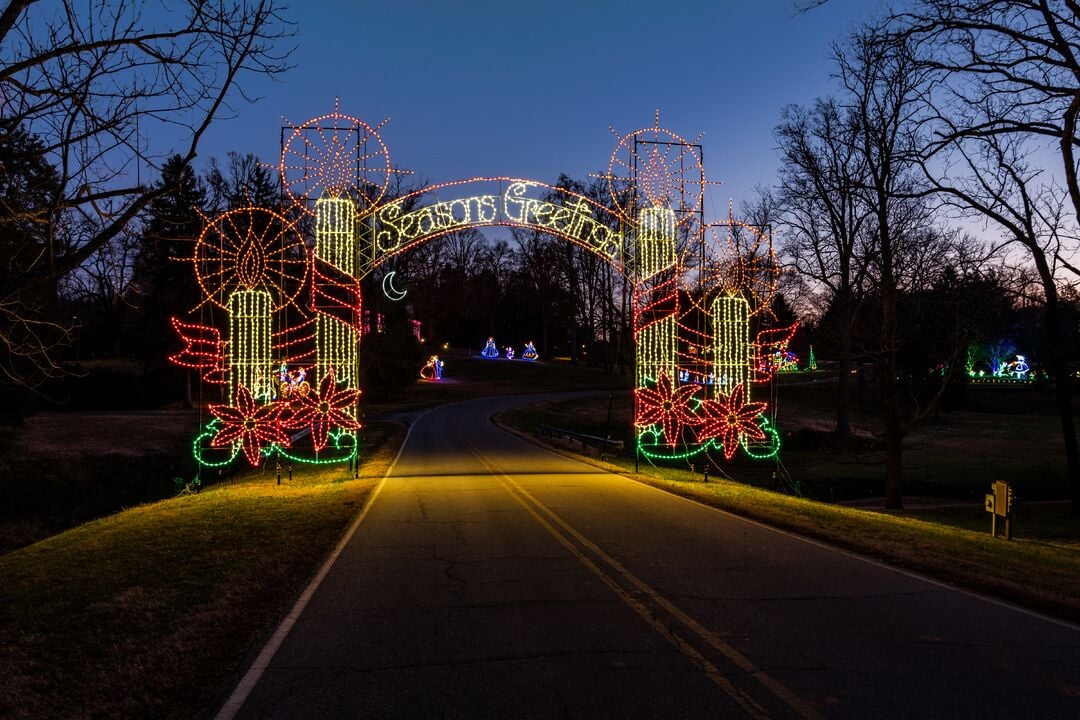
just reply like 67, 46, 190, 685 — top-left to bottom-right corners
193, 0, 878, 219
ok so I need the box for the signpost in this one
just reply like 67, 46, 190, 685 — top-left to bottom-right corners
984, 480, 1014, 540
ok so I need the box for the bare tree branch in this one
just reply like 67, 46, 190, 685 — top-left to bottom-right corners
0, 0, 294, 392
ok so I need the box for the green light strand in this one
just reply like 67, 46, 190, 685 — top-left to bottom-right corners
192, 420, 241, 468
740, 416, 781, 460
274, 430, 358, 465
637, 414, 781, 461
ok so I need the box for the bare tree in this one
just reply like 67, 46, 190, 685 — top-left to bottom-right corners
838, 20, 964, 509
60, 223, 140, 358
0, 121, 63, 395
0, 0, 293, 393
896, 0, 1080, 515
774, 97, 874, 439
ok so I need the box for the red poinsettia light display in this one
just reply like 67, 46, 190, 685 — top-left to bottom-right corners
209, 384, 290, 466
635, 371, 702, 446
697, 383, 767, 460
282, 367, 361, 451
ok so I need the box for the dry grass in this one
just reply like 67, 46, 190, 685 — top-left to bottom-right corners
8, 410, 196, 458
0, 422, 402, 720
0, 411, 201, 554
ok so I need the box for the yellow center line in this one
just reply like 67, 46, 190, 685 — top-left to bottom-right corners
498, 468, 770, 717
454, 427, 768, 719
457, 420, 828, 720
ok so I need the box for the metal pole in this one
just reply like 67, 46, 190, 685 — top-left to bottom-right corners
601, 389, 614, 461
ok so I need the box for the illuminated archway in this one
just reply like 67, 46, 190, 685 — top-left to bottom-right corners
362, 177, 628, 279
167, 103, 795, 475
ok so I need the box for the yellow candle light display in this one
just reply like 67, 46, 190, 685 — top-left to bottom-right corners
712, 294, 752, 398
635, 206, 677, 386
228, 288, 273, 402
315, 197, 360, 392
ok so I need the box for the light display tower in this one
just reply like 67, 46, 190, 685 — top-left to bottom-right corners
605, 114, 793, 464
314, 197, 359, 393
634, 206, 678, 388
281, 104, 392, 424
165, 104, 393, 472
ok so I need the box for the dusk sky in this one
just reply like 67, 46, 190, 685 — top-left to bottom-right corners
193, 0, 878, 219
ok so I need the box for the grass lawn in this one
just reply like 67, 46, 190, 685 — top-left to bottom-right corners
362, 350, 631, 417
771, 380, 1072, 501
497, 389, 1080, 625
0, 422, 401, 720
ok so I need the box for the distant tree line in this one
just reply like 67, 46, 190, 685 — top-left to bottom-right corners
772, 0, 1080, 514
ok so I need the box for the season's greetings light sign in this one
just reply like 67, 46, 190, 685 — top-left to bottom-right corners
371, 180, 624, 270
168, 105, 796, 477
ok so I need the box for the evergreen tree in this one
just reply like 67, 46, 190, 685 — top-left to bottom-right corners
130, 156, 208, 378
0, 123, 63, 420
206, 152, 280, 212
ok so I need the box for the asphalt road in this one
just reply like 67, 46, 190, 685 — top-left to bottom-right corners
221, 393, 1080, 719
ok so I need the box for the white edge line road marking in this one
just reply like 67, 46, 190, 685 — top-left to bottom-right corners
493, 410, 1080, 635
214, 410, 429, 720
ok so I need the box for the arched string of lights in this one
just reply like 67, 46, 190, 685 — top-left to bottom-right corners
165, 103, 799, 480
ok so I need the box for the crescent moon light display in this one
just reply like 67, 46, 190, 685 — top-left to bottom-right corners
382, 271, 407, 301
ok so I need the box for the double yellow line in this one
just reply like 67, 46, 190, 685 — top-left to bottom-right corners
457, 423, 827, 720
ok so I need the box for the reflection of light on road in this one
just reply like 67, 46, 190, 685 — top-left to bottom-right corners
449, 420, 826, 720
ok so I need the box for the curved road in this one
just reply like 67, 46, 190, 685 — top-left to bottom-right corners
221, 394, 1080, 719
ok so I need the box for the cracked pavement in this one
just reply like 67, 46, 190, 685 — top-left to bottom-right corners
227, 394, 1080, 719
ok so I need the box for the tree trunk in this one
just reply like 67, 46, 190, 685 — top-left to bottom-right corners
1040, 283, 1080, 516
836, 353, 852, 440
878, 201, 904, 510
1057, 96, 1080, 517
881, 297, 905, 511
834, 294, 854, 441
1050, 358, 1080, 516
883, 409, 904, 509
